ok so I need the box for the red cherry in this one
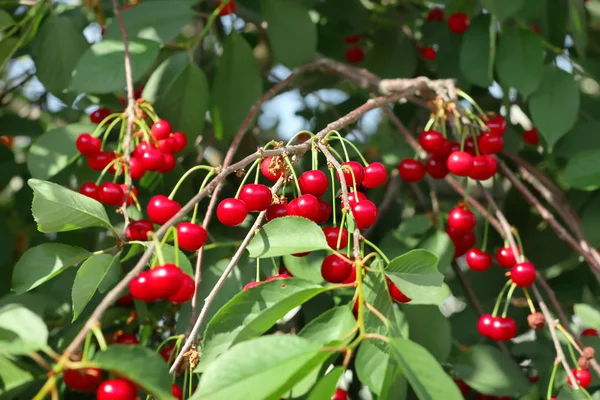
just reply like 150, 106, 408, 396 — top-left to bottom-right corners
147, 264, 184, 299
278, 266, 292, 276
158, 152, 176, 173
216, 0, 236, 16
158, 137, 177, 153
523, 128, 540, 145
418, 130, 446, 153
119, 184, 138, 206
425, 156, 449, 179
454, 379, 471, 397
171, 132, 187, 152
419, 46, 436, 60
343, 34, 361, 44
510, 261, 536, 287
116, 292, 134, 307
89, 107, 111, 124
115, 333, 139, 345
469, 155, 496, 181
79, 182, 101, 201
387, 277, 411, 303
63, 368, 103, 392
485, 114, 507, 136
362, 162, 388, 188
176, 222, 208, 251
398, 158, 426, 182
87, 151, 115, 171
151, 120, 172, 140
321, 254, 353, 283
98, 182, 125, 206
345, 46, 364, 63
76, 133, 102, 156
426, 8, 444, 21
266, 203, 288, 221
287, 194, 321, 222
133, 86, 143, 99
133, 141, 154, 159
172, 384, 183, 400
316, 200, 332, 224
448, 12, 470, 34
342, 191, 367, 209
266, 273, 292, 282
160, 344, 174, 362
490, 317, 517, 341
569, 368, 592, 388
479, 134, 504, 155
168, 273, 195, 304
125, 219, 154, 241
342, 266, 356, 284
447, 228, 475, 258
141, 148, 164, 171
261, 157, 282, 182
351, 199, 378, 230
477, 314, 495, 338
243, 281, 262, 291
332, 388, 349, 400
129, 156, 146, 180
238, 184, 273, 212
495, 246, 519, 268
582, 328, 598, 337
463, 137, 477, 156
337, 161, 364, 187
465, 249, 492, 272
217, 198, 249, 226
448, 206, 476, 232
323, 227, 349, 250
298, 170, 329, 197
147, 195, 182, 225
447, 151, 474, 177
129, 271, 157, 302
96, 379, 137, 400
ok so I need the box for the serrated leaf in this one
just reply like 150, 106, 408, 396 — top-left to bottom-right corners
403, 305, 451, 362
92, 345, 174, 399
247, 216, 329, 258
70, 39, 160, 94
72, 253, 120, 321
307, 367, 344, 400
28, 179, 113, 233
27, 123, 94, 180
563, 149, 600, 190
0, 304, 48, 355
299, 306, 356, 345
482, 0, 525, 21
574, 304, 600, 328
459, 14, 492, 88
12, 243, 90, 294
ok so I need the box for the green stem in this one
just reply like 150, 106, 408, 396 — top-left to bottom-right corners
337, 211, 347, 250
547, 362, 559, 400
256, 258, 260, 282
328, 146, 344, 162
286, 130, 314, 145
501, 283, 517, 318
424, 117, 436, 132
328, 136, 368, 166
191, 170, 216, 223
235, 160, 260, 198
311, 138, 318, 170
481, 205, 491, 252
148, 232, 166, 266
91, 326, 107, 351
190, 2, 229, 53
168, 165, 214, 200
101, 115, 124, 149
362, 237, 390, 264
94, 157, 120, 186
326, 130, 350, 161
456, 89, 486, 117
92, 113, 122, 138
330, 167, 337, 227
492, 280, 513, 316
284, 157, 301, 194
512, 229, 526, 262
172, 227, 180, 266
116, 117, 127, 154
82, 331, 93, 361
140, 103, 159, 122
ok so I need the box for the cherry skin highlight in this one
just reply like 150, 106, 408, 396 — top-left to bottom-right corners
447, 206, 476, 232
287, 194, 321, 223
217, 198, 249, 227
261, 157, 282, 182
265, 203, 288, 221
176, 222, 208, 251
125, 219, 154, 241
351, 199, 378, 229
362, 162, 388, 188
298, 169, 329, 196
129, 271, 157, 302
323, 227, 349, 250
568, 368, 592, 388
151, 119, 172, 140
63, 368, 103, 392
98, 182, 125, 206
147, 264, 184, 299
465, 249, 492, 272
398, 158, 426, 182
447, 151, 474, 177
477, 314, 495, 338
147, 195, 182, 225
495, 246, 519, 268
338, 161, 364, 187
238, 183, 273, 212
321, 254, 353, 283
76, 133, 101, 156
425, 156, 449, 179
79, 182, 100, 201
510, 261, 537, 287
96, 379, 137, 400
485, 114, 507, 136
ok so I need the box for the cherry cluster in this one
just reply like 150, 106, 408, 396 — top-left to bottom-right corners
426, 8, 470, 34
343, 34, 364, 64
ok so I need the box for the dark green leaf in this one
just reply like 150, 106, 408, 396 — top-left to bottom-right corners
0, 304, 48, 355
298, 306, 356, 345
363, 28, 416, 79
459, 14, 492, 88
563, 149, 600, 190
0, 38, 19, 69
92, 345, 174, 399
247, 216, 329, 258
72, 253, 120, 321
211, 32, 262, 140
396, 215, 432, 238
555, 121, 600, 159
568, 0, 587, 57
0, 355, 35, 397
0, 10, 14, 31
543, 0, 569, 48
260, 0, 317, 68
482, 0, 525, 20
453, 344, 530, 396
70, 39, 160, 94
12, 243, 90, 294
495, 26, 544, 97
307, 367, 344, 400
282, 252, 325, 283
403, 305, 451, 361
574, 304, 600, 328
557, 386, 589, 400
528, 65, 580, 150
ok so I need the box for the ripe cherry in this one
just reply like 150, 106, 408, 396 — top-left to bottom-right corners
96, 379, 137, 400
287, 194, 321, 222
419, 46, 436, 60
316, 200, 332, 224
343, 191, 367, 208
477, 314, 495, 338
418, 130, 445, 153
463, 137, 477, 156
323, 227, 349, 250
469, 155, 496, 181
266, 203, 288, 221
217, 198, 249, 226
141, 148, 164, 171
63, 368, 103, 392
351, 199, 378, 229
76, 133, 102, 156
115, 333, 139, 345
485, 114, 507, 136
79, 182, 101, 201
98, 182, 125, 206
447, 206, 476, 232
176, 222, 208, 251
216, 0, 236, 16
238, 184, 273, 212
89, 107, 111, 124
448, 228, 476, 258
158, 152, 176, 173
343, 34, 361, 44
495, 246, 519, 268
426, 8, 444, 21
298, 170, 329, 197
151, 119, 172, 140
332, 388, 349, 400
321, 254, 353, 283
243, 281, 262, 291
134, 141, 154, 158
338, 161, 364, 187
87, 151, 115, 171
160, 344, 174, 362
116, 292, 134, 307
510, 261, 536, 287
489, 316, 517, 341
129, 156, 146, 180
172, 384, 183, 400
447, 151, 474, 177
158, 137, 177, 153
568, 368, 592, 388
261, 157, 282, 182
454, 379, 471, 397
478, 134, 504, 155
345, 46, 364, 63
129, 271, 157, 302
171, 132, 187, 152
387, 277, 411, 303
147, 195, 182, 225
398, 158, 426, 182
425, 156, 449, 179
523, 128, 540, 145
362, 162, 387, 188
147, 264, 184, 299
466, 249, 492, 272
168, 273, 195, 304
342, 266, 356, 284
582, 328, 598, 337
448, 12, 470, 34
126, 219, 154, 241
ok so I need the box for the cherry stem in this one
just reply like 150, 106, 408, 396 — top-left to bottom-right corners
327, 146, 345, 162
155, 335, 181, 354
168, 165, 214, 200
234, 159, 260, 198
511, 228, 526, 262
101, 115, 125, 149
284, 156, 302, 194
91, 112, 122, 138
328, 136, 368, 166
547, 361, 559, 400
481, 204, 491, 252
344, 165, 359, 197
191, 169, 216, 224
286, 130, 314, 146
361, 237, 390, 264
337, 211, 348, 249
470, 127, 481, 156
139, 103, 159, 122
456, 89, 486, 117
190, 2, 227, 53
492, 280, 512, 316
522, 288, 537, 313
82, 331, 93, 361
172, 227, 180, 267
90, 326, 107, 351
148, 231, 166, 266
439, 116, 448, 139
464, 107, 488, 130
94, 157, 120, 186
423, 116, 436, 132
311, 138, 318, 170
501, 283, 517, 318
327, 130, 350, 162
556, 323, 584, 354
330, 167, 337, 227
256, 258, 260, 282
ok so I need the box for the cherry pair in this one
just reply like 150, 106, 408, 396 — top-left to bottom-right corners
446, 204, 476, 258
477, 314, 517, 341
216, 183, 273, 227
129, 264, 194, 304
337, 160, 388, 189
79, 182, 137, 207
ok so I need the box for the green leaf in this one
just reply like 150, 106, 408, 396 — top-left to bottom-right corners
142, 52, 209, 143
307, 367, 344, 400
482, 0, 525, 21
282, 252, 325, 283
0, 304, 47, 355
0, 355, 35, 397
72, 253, 120, 321
459, 14, 492, 88
389, 337, 463, 400
12, 243, 90, 294
574, 304, 600, 328
528, 65, 580, 151
403, 305, 451, 362
211, 32, 262, 140
0, 38, 19, 69
70, 39, 160, 94
495, 26, 544, 97
555, 121, 600, 159
103, 0, 194, 43
260, 0, 317, 68
453, 344, 530, 396
28, 179, 113, 233
247, 216, 329, 258
557, 386, 590, 400
568, 0, 587, 57
197, 278, 329, 372
27, 123, 94, 180
193, 335, 330, 400
299, 306, 356, 345
0, 10, 14, 31
92, 345, 174, 399
420, 230, 454, 274
31, 14, 89, 93
562, 150, 600, 190
363, 28, 416, 79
